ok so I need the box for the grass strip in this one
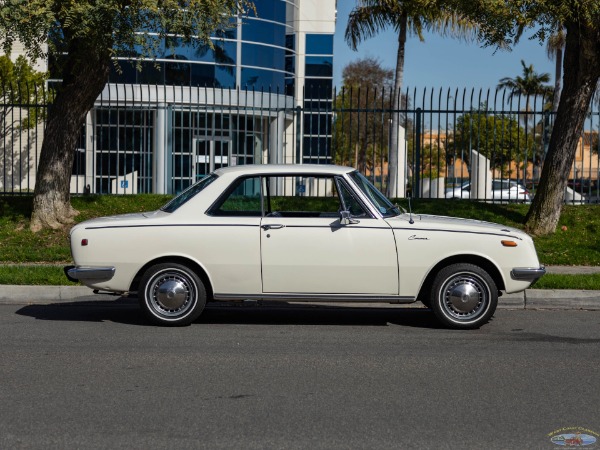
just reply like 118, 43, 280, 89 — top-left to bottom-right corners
533, 273, 600, 290
0, 265, 76, 286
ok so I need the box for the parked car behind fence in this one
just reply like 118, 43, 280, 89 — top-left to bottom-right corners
446, 179, 532, 203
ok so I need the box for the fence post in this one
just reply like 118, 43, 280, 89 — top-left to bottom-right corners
414, 107, 422, 198
295, 105, 302, 164
154, 103, 167, 194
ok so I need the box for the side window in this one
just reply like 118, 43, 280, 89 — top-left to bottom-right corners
337, 179, 368, 217
211, 176, 262, 216
265, 175, 341, 218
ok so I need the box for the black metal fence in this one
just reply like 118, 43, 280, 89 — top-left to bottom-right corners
2, 83, 599, 203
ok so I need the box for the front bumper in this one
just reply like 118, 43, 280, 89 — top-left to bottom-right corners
64, 265, 115, 284
510, 266, 546, 284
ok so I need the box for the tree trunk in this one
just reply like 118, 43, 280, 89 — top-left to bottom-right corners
387, 13, 407, 198
551, 47, 563, 113
524, 21, 600, 236
30, 39, 111, 232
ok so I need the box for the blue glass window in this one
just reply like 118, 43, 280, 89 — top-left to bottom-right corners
243, 19, 286, 48
138, 61, 164, 84
241, 68, 285, 91
165, 58, 191, 85
305, 56, 333, 77
109, 62, 138, 84
215, 66, 236, 88
190, 64, 235, 88
285, 78, 294, 96
163, 38, 236, 65
286, 34, 295, 51
285, 34, 295, 76
242, 43, 285, 71
305, 34, 334, 55
303, 136, 332, 158
250, 0, 286, 23
303, 113, 332, 135
304, 79, 333, 99
191, 64, 215, 87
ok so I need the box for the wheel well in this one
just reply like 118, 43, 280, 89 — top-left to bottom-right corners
130, 257, 214, 299
416, 255, 505, 301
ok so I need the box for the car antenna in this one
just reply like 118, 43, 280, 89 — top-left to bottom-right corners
408, 195, 414, 224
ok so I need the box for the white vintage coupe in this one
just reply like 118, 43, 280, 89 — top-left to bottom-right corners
65, 164, 545, 328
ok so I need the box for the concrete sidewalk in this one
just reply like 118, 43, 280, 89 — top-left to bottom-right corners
546, 265, 600, 274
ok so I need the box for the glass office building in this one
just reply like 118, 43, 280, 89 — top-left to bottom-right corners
65, 0, 337, 194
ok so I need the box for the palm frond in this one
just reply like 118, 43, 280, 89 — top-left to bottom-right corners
344, 0, 402, 50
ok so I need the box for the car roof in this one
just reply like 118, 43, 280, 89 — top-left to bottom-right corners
212, 164, 356, 176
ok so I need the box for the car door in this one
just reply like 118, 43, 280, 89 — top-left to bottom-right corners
260, 174, 398, 295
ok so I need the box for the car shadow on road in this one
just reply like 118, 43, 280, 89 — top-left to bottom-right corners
15, 298, 445, 329
200, 302, 444, 329
15, 297, 147, 325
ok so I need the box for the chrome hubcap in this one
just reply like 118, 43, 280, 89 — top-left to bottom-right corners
447, 282, 480, 313
156, 280, 188, 310
440, 272, 489, 320
147, 270, 196, 318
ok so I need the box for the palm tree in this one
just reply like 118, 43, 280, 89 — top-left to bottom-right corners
345, 0, 475, 197
497, 60, 553, 105
497, 60, 552, 182
497, 59, 553, 131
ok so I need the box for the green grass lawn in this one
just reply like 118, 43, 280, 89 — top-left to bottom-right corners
0, 195, 169, 263
533, 273, 600, 290
0, 265, 69, 285
401, 199, 600, 266
1, 195, 599, 288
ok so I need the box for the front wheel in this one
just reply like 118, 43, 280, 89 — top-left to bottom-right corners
139, 263, 206, 326
429, 263, 498, 329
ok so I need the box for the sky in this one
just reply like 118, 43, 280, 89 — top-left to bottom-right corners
333, 1, 557, 91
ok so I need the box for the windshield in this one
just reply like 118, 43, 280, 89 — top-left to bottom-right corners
161, 175, 218, 213
348, 171, 400, 218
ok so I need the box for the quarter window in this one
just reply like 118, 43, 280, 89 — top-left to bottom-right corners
161, 174, 218, 213
211, 176, 262, 216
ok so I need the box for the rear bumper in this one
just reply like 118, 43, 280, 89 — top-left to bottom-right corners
64, 265, 115, 284
510, 266, 546, 284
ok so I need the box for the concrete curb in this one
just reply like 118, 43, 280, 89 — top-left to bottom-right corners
524, 289, 600, 310
499, 289, 600, 310
0, 285, 598, 310
0, 285, 118, 304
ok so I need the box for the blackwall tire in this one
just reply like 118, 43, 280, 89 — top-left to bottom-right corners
429, 263, 498, 329
139, 263, 206, 326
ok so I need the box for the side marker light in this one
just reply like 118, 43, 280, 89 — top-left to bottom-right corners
501, 240, 517, 247
81, 239, 88, 246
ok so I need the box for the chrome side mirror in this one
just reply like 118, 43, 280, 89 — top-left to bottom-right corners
340, 210, 359, 225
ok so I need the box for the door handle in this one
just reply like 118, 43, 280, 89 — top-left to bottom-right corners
261, 224, 285, 230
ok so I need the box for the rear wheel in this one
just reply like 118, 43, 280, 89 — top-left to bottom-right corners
429, 263, 497, 329
139, 263, 206, 326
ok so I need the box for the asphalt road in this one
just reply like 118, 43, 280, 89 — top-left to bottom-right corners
1, 301, 599, 449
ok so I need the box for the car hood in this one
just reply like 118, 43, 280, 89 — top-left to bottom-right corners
387, 213, 528, 239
